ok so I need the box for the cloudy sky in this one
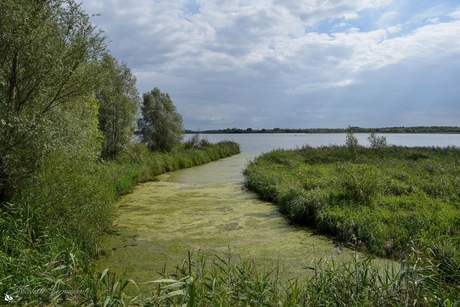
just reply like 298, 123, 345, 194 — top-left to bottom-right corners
80, 0, 460, 130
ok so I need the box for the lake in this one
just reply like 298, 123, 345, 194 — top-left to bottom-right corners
186, 133, 460, 153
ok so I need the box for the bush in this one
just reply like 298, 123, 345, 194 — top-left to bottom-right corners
13, 150, 115, 253
368, 132, 388, 148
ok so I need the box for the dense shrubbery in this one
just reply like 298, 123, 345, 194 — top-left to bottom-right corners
0, 2, 246, 304
244, 144, 460, 303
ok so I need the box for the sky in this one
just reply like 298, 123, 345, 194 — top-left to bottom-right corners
80, 0, 460, 130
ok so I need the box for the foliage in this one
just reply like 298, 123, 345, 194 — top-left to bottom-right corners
245, 145, 460, 257
89, 249, 459, 306
0, 0, 105, 202
183, 133, 211, 149
242, 144, 460, 303
12, 96, 112, 253
97, 53, 140, 158
345, 125, 359, 150
138, 88, 184, 151
106, 141, 240, 195
244, 144, 460, 299
368, 132, 388, 148
345, 128, 358, 148
0, 1, 242, 306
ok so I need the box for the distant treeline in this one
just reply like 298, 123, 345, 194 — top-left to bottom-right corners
186, 126, 460, 134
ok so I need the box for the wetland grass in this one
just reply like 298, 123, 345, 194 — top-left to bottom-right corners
244, 144, 460, 304
89, 248, 457, 306
83, 145, 458, 305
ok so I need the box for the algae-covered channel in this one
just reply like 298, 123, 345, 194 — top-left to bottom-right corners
95, 153, 358, 283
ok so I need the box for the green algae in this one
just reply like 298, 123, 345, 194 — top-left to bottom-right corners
95, 153, 368, 287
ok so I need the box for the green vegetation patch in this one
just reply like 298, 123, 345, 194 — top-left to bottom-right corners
244, 145, 460, 259
244, 144, 460, 303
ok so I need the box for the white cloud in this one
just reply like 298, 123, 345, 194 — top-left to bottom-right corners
81, 0, 460, 129
287, 79, 357, 95
449, 9, 460, 19
274, 0, 392, 26
325, 19, 460, 73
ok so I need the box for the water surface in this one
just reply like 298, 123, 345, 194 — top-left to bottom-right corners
96, 153, 353, 284
192, 133, 460, 153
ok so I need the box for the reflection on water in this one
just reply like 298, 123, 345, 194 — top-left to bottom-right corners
96, 153, 358, 283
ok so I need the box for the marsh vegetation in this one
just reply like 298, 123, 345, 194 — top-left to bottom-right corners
244, 141, 460, 304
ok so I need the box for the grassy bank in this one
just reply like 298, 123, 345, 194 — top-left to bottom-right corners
244, 144, 460, 303
0, 141, 240, 305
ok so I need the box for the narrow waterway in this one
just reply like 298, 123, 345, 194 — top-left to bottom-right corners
96, 153, 357, 284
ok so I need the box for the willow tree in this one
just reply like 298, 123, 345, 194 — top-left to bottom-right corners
138, 88, 184, 151
97, 54, 139, 158
0, 0, 106, 201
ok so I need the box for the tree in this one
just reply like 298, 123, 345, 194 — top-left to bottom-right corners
0, 0, 105, 201
97, 54, 139, 158
345, 126, 359, 148
138, 88, 184, 151
368, 133, 388, 148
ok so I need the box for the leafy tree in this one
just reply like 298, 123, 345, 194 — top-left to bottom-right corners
368, 133, 388, 148
138, 88, 184, 151
345, 126, 359, 148
0, 0, 105, 201
97, 54, 139, 158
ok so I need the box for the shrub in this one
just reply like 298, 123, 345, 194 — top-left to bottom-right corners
368, 133, 388, 148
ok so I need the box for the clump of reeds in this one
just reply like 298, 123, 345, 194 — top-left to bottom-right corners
97, 249, 459, 306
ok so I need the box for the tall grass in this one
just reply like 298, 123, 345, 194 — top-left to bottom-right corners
94, 249, 458, 306
107, 140, 240, 195
245, 145, 460, 256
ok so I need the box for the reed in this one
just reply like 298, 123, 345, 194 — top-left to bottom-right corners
95, 249, 459, 306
